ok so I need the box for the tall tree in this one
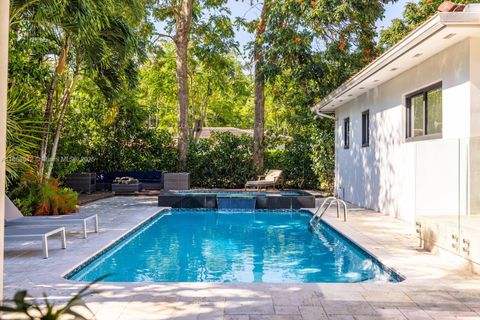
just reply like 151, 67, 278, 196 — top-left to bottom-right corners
252, 0, 270, 173
152, 0, 236, 169
175, 0, 193, 170
139, 43, 252, 135
10, 0, 146, 178
239, 0, 395, 173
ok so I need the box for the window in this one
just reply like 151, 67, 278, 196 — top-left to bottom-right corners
406, 83, 442, 140
362, 110, 369, 147
343, 117, 350, 149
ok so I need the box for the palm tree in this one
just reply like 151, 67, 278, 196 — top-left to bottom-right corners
6, 89, 42, 186
45, 15, 139, 177
10, 0, 141, 178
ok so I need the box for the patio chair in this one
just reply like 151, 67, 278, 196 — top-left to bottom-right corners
5, 226, 67, 258
245, 169, 283, 190
4, 196, 99, 239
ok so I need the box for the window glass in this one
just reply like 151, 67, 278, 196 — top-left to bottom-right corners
412, 94, 424, 137
344, 118, 349, 149
362, 111, 369, 147
427, 88, 442, 134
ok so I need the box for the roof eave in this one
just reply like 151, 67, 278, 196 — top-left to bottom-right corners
313, 12, 480, 113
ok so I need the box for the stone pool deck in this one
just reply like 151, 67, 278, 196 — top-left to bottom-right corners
3, 196, 480, 320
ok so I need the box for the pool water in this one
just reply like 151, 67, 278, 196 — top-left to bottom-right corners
68, 209, 402, 283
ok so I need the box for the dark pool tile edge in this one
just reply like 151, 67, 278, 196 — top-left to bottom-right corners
62, 207, 171, 280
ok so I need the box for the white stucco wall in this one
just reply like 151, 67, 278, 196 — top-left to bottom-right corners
469, 38, 480, 215
334, 38, 476, 223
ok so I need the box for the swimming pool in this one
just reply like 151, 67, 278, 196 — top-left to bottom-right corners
67, 209, 402, 283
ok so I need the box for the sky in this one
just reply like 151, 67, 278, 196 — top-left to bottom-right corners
154, 0, 416, 55
226, 0, 415, 50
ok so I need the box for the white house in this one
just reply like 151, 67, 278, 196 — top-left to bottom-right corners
313, 4, 480, 270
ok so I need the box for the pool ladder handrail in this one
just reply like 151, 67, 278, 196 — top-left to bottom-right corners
309, 196, 348, 227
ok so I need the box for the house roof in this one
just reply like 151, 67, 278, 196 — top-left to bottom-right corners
312, 8, 480, 113
196, 127, 254, 139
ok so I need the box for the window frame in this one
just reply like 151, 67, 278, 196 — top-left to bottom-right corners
405, 82, 443, 142
343, 117, 350, 149
361, 110, 370, 147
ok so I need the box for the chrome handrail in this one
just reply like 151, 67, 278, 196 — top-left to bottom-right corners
309, 197, 348, 227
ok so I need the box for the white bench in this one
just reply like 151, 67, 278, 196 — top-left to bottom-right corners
5, 226, 67, 258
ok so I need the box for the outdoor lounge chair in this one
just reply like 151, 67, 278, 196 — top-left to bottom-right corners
4, 196, 99, 239
245, 169, 283, 190
5, 226, 66, 258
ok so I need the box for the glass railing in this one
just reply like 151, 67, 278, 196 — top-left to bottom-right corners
415, 136, 480, 271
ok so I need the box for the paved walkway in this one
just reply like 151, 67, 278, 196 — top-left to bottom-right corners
3, 197, 480, 320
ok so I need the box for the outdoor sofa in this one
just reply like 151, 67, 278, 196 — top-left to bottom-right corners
96, 170, 163, 191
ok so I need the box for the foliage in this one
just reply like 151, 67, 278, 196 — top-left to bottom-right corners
9, 0, 150, 178
310, 124, 335, 192
186, 130, 334, 190
0, 277, 106, 320
11, 170, 78, 216
54, 83, 179, 176
187, 132, 255, 188
138, 43, 253, 133
5, 0, 404, 195
264, 124, 335, 191
6, 88, 42, 186
379, 0, 477, 50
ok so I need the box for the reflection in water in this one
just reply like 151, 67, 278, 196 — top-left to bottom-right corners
70, 209, 399, 283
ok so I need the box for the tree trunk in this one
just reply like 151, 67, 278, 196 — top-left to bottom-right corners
174, 0, 194, 170
46, 71, 79, 178
253, 1, 270, 174
39, 36, 69, 178
38, 75, 59, 176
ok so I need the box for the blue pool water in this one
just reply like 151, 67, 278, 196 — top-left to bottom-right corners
68, 209, 402, 283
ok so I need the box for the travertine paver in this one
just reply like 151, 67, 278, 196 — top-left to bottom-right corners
3, 196, 480, 320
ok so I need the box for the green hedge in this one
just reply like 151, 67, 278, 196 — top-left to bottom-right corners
53, 129, 334, 191
187, 132, 255, 188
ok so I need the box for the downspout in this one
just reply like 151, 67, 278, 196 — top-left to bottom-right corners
0, 0, 11, 301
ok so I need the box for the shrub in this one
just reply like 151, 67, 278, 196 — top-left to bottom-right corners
11, 170, 78, 216
264, 137, 317, 189
264, 129, 334, 191
310, 128, 335, 192
187, 132, 256, 188
53, 125, 334, 192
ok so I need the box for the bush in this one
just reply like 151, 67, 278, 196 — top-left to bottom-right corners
11, 170, 78, 216
264, 137, 317, 189
54, 121, 334, 192
264, 129, 334, 191
310, 128, 335, 192
187, 132, 256, 188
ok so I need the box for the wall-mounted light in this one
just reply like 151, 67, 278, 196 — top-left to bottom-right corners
413, 53, 423, 58
390, 67, 398, 71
